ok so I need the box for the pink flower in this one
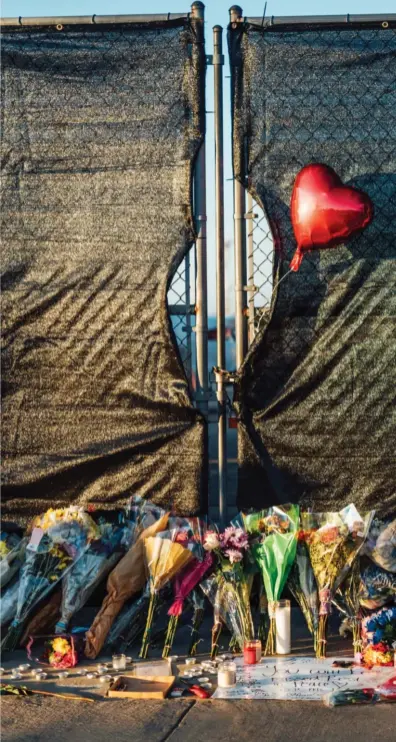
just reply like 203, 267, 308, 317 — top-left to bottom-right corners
229, 528, 249, 550
225, 548, 243, 564
221, 527, 236, 547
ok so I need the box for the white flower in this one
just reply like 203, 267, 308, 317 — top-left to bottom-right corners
204, 532, 220, 551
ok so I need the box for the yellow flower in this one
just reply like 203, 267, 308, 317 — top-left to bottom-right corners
0, 541, 10, 558
52, 637, 70, 655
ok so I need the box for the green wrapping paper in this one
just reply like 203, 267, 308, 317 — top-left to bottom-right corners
244, 505, 299, 655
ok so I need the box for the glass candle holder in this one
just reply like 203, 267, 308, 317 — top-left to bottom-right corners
243, 640, 261, 665
112, 654, 127, 671
217, 661, 236, 688
275, 599, 291, 654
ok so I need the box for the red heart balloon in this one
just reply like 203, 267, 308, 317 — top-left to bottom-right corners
290, 163, 373, 271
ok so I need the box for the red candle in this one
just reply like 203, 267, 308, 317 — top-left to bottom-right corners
244, 642, 258, 665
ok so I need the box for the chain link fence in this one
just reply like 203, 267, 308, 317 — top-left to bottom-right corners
168, 250, 196, 391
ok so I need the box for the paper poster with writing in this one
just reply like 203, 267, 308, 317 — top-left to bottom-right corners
213, 657, 394, 701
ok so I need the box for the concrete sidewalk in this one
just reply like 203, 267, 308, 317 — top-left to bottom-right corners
2, 612, 395, 742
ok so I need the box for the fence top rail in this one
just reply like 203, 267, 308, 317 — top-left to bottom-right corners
242, 14, 396, 27
0, 13, 191, 27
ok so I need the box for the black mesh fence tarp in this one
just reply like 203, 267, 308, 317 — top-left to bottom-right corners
1, 19, 207, 525
229, 22, 396, 517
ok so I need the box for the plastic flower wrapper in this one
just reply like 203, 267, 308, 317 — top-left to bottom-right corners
139, 527, 194, 658
1, 508, 96, 651
333, 559, 364, 654
55, 515, 139, 634
249, 505, 299, 655
362, 606, 396, 647
287, 533, 320, 650
362, 518, 396, 573
125, 496, 167, 532
84, 512, 169, 659
187, 588, 207, 657
359, 563, 396, 610
0, 533, 28, 589
1, 577, 20, 627
162, 518, 214, 658
302, 504, 374, 658
200, 525, 254, 658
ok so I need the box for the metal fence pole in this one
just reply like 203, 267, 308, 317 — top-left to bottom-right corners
191, 2, 209, 416
230, 5, 248, 369
213, 25, 227, 525
246, 192, 256, 346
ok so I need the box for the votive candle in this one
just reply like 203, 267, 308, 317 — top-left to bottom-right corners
112, 654, 127, 671
217, 661, 236, 688
275, 599, 291, 654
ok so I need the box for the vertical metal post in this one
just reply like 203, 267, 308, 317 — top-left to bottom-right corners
191, 2, 209, 415
247, 192, 256, 346
230, 5, 248, 368
213, 25, 227, 525
184, 252, 192, 384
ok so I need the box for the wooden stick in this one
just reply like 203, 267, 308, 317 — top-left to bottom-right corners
30, 689, 95, 703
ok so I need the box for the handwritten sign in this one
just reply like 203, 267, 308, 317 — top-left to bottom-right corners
213, 656, 394, 701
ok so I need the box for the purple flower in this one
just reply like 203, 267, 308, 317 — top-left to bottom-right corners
225, 548, 243, 564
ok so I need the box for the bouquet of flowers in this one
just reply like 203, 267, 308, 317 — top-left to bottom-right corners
359, 563, 396, 610
0, 533, 27, 589
55, 515, 138, 634
0, 578, 20, 627
333, 559, 364, 654
139, 527, 194, 658
302, 504, 374, 658
361, 606, 396, 667
1, 508, 97, 651
249, 505, 299, 655
201, 526, 254, 657
287, 532, 319, 650
362, 518, 396, 573
84, 512, 169, 659
26, 634, 79, 669
162, 518, 214, 658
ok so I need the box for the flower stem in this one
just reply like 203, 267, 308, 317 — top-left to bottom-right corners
211, 621, 222, 659
188, 608, 204, 657
264, 617, 276, 656
316, 614, 328, 659
162, 615, 179, 659
139, 593, 156, 659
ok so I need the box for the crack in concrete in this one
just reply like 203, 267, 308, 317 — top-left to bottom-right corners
159, 701, 196, 742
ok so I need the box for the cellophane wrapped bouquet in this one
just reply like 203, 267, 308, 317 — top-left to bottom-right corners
0, 533, 27, 589
301, 504, 374, 658
162, 518, 213, 658
361, 606, 396, 667
1, 508, 97, 651
246, 505, 299, 655
287, 530, 320, 651
139, 524, 194, 658
201, 525, 254, 658
55, 513, 138, 634
333, 559, 364, 654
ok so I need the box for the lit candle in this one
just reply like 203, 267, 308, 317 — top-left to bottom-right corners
275, 599, 291, 654
217, 661, 236, 688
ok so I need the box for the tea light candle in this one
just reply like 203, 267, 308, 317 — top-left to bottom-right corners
275, 599, 291, 654
57, 671, 69, 679
112, 654, 127, 671
0, 668, 5, 676
18, 664, 30, 672
11, 671, 22, 680
185, 658, 196, 666
97, 663, 108, 674
217, 661, 236, 688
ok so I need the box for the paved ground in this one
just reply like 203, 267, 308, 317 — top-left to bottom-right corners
2, 612, 395, 742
